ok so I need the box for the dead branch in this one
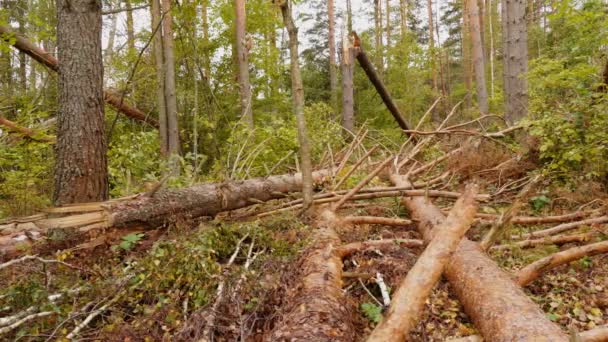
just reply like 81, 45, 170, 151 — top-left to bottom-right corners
334, 145, 378, 189
511, 216, 608, 240
491, 232, 598, 251
0, 254, 83, 272
341, 216, 413, 226
336, 239, 424, 258
475, 209, 599, 225
366, 184, 478, 342
0, 115, 55, 143
0, 311, 54, 335
516, 240, 608, 287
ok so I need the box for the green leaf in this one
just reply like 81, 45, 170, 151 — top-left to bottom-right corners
361, 302, 383, 323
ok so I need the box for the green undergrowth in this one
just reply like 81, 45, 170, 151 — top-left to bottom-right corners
0, 216, 310, 340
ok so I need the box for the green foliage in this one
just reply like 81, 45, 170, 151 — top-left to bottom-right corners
112, 233, 146, 252
360, 302, 383, 323
529, 195, 551, 212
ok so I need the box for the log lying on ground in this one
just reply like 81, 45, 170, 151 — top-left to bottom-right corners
366, 184, 478, 342
516, 240, 608, 287
476, 209, 600, 225
390, 173, 568, 341
491, 232, 597, 251
0, 169, 332, 259
511, 216, 608, 240
341, 216, 413, 227
0, 25, 159, 128
335, 238, 424, 258
578, 325, 608, 342
267, 210, 354, 341
0, 115, 55, 143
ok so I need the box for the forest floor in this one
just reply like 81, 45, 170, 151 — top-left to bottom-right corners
1, 137, 607, 341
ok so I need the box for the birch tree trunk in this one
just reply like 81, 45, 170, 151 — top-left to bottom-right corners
502, 0, 528, 124
279, 0, 314, 213
54, 0, 108, 205
161, 0, 181, 173
235, 0, 254, 128
467, 0, 489, 113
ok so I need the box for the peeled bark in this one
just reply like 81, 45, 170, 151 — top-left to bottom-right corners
0, 25, 158, 128
516, 240, 608, 287
0, 169, 333, 259
267, 210, 354, 341
390, 173, 568, 341
367, 184, 479, 342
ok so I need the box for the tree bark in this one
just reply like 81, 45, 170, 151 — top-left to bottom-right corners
235, 0, 253, 128
105, 0, 119, 60
462, 0, 473, 108
390, 173, 568, 341
466, 0, 489, 113
151, 0, 168, 156
267, 210, 354, 341
502, 0, 528, 124
346, 0, 352, 33
0, 169, 334, 259
279, 0, 314, 213
328, 0, 338, 110
54, 0, 109, 205
17, 1, 27, 91
353, 40, 415, 136
399, 0, 407, 38
374, 0, 383, 73
125, 0, 136, 53
341, 34, 355, 134
0, 25, 159, 127
161, 0, 181, 172
385, 0, 391, 66
516, 240, 608, 287
427, 0, 437, 92
367, 184, 478, 342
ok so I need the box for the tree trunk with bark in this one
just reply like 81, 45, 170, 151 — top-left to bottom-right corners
328, 0, 338, 110
399, 0, 408, 38
502, 0, 528, 124
341, 34, 355, 134
427, 0, 437, 92
389, 173, 568, 341
367, 184, 479, 342
279, 0, 314, 213
17, 1, 27, 92
161, 0, 181, 172
0, 169, 334, 259
0, 25, 158, 127
374, 0, 383, 73
235, 0, 253, 128
54, 0, 108, 205
467, 0, 489, 113
151, 0, 168, 156
125, 0, 135, 53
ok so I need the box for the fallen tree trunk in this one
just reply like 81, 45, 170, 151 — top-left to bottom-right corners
341, 216, 413, 227
366, 184, 478, 342
0, 169, 332, 259
390, 173, 568, 341
0, 115, 55, 143
0, 25, 159, 128
578, 325, 608, 342
511, 216, 608, 240
516, 240, 608, 287
476, 210, 599, 225
335, 238, 424, 258
267, 210, 354, 341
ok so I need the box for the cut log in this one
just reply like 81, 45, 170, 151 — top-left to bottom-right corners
390, 173, 568, 341
511, 216, 608, 240
0, 25, 159, 128
366, 184, 478, 342
516, 240, 608, 287
491, 232, 597, 251
267, 210, 354, 341
578, 325, 608, 342
0, 169, 333, 259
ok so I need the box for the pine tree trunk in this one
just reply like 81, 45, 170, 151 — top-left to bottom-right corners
502, 0, 528, 124
235, 0, 253, 128
151, 0, 168, 156
374, 0, 383, 73
125, 0, 136, 53
54, 0, 108, 205
467, 0, 489, 113
462, 0, 473, 108
346, 0, 353, 33
17, 2, 27, 92
341, 35, 355, 134
399, 0, 407, 39
161, 0, 181, 173
279, 0, 314, 213
385, 0, 391, 66
328, 0, 338, 110
105, 0, 118, 60
488, 0, 495, 97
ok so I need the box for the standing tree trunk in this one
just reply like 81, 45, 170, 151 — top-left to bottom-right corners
427, 0, 437, 92
328, 0, 338, 110
235, 0, 254, 128
502, 0, 528, 124
346, 0, 352, 33
279, 0, 314, 213
467, 0, 489, 113
399, 0, 407, 39
151, 0, 168, 156
161, 0, 181, 173
55, 0, 108, 205
374, 0, 383, 73
125, 0, 135, 53
106, 0, 119, 60
462, 0, 473, 108
17, 1, 27, 92
341, 34, 355, 134
385, 0, 391, 66
488, 0, 495, 98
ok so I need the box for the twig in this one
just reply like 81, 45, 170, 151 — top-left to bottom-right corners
0, 311, 54, 335
0, 254, 84, 272
66, 291, 123, 339
333, 145, 378, 189
358, 279, 383, 307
